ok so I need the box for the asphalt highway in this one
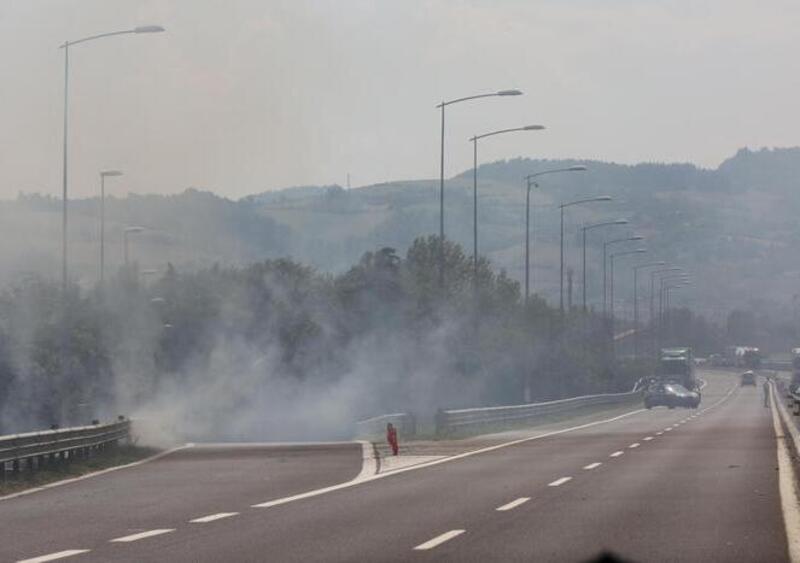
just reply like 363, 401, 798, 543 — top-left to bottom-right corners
3, 370, 792, 562
0, 443, 361, 562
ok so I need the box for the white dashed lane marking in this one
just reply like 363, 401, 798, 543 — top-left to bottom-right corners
110, 529, 175, 543
610, 451, 624, 458
643, 436, 653, 441
496, 497, 530, 512
548, 477, 572, 487
629, 443, 640, 449
414, 530, 465, 551
656, 431, 664, 435
190, 512, 239, 523
583, 462, 602, 470
17, 550, 90, 563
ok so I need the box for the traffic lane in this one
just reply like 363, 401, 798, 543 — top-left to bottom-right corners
0, 443, 361, 562
444, 383, 785, 562
80, 383, 734, 562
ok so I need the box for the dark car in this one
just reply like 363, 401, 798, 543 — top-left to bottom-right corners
740, 371, 756, 386
644, 383, 701, 409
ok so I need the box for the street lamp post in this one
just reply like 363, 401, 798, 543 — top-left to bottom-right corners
609, 248, 647, 325
523, 166, 587, 306
650, 268, 682, 325
659, 275, 689, 322
660, 281, 690, 347
649, 268, 683, 355
580, 219, 627, 311
436, 89, 522, 290
632, 261, 665, 358
123, 226, 145, 268
99, 170, 123, 284
60, 25, 165, 295
470, 125, 545, 294
559, 196, 613, 313
603, 236, 644, 316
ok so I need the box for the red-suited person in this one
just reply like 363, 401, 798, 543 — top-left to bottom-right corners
386, 423, 399, 456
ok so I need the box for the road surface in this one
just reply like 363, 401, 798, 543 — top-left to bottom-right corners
3, 370, 792, 562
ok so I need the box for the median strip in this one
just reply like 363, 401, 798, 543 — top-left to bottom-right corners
110, 529, 175, 543
17, 550, 90, 563
414, 530, 465, 551
496, 497, 530, 511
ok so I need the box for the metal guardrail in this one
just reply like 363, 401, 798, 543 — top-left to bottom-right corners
781, 379, 800, 416
0, 419, 130, 479
435, 389, 641, 435
354, 413, 416, 439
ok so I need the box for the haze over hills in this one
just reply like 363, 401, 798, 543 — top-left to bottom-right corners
3, 146, 798, 322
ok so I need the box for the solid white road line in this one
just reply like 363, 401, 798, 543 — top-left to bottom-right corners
0, 446, 191, 503
610, 451, 624, 458
252, 407, 648, 509
496, 497, 530, 511
770, 383, 800, 563
643, 436, 653, 441
190, 512, 239, 523
548, 477, 572, 487
110, 529, 175, 543
629, 443, 640, 449
414, 530, 465, 551
252, 382, 737, 515
583, 462, 602, 470
355, 440, 378, 480
17, 551, 90, 563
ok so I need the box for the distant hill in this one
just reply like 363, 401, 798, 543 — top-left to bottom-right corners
3, 147, 799, 321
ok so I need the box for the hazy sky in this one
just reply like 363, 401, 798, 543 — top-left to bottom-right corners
2, 0, 799, 200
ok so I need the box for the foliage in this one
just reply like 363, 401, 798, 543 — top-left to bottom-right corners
0, 236, 668, 436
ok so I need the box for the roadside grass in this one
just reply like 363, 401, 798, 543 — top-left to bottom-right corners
0, 445, 159, 496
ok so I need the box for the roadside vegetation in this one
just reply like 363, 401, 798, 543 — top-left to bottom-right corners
0, 234, 761, 440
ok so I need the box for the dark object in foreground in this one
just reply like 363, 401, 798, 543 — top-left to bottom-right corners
584, 551, 637, 563
644, 382, 701, 409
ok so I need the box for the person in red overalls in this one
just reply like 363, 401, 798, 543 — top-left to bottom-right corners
386, 423, 399, 456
